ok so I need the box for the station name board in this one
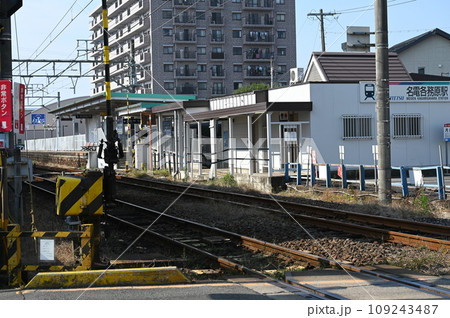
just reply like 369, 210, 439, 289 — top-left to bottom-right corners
360, 81, 450, 103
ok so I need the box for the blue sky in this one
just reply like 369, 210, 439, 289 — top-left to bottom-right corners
11, 0, 450, 105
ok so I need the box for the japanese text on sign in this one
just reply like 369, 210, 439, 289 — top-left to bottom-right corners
0, 80, 12, 132
406, 85, 449, 100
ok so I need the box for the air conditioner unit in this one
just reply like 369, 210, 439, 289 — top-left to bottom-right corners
289, 67, 304, 85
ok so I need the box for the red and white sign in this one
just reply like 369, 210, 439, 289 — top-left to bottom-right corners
0, 80, 12, 132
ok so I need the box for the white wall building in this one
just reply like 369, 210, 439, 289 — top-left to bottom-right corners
390, 28, 450, 77
270, 81, 450, 168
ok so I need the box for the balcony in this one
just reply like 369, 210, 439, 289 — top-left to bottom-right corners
212, 86, 226, 95
246, 65, 271, 78
175, 32, 196, 43
210, 0, 224, 7
177, 84, 197, 95
175, 67, 197, 78
245, 49, 273, 61
243, 0, 274, 10
244, 16, 274, 27
245, 32, 274, 44
174, 0, 196, 6
175, 50, 197, 60
174, 13, 196, 25
210, 16, 224, 25
211, 34, 225, 43
211, 69, 225, 78
211, 52, 225, 60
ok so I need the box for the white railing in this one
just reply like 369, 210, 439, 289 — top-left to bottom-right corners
25, 135, 86, 151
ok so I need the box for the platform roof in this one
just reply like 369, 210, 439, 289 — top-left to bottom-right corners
49, 92, 196, 117
184, 101, 312, 122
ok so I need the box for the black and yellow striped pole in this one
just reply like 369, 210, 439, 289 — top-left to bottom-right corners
101, 0, 118, 205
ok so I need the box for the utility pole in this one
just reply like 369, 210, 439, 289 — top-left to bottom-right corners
375, 0, 392, 204
307, 9, 337, 52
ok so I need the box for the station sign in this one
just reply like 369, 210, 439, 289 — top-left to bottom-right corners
123, 117, 141, 124
360, 81, 450, 103
75, 114, 93, 119
31, 114, 46, 125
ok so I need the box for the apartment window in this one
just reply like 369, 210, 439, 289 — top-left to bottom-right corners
277, 64, 287, 74
164, 64, 173, 72
232, 0, 241, 2
418, 67, 425, 74
164, 82, 174, 90
197, 64, 207, 72
277, 30, 286, 39
211, 65, 224, 77
342, 115, 372, 140
276, 0, 285, 4
197, 47, 206, 55
197, 29, 206, 37
212, 82, 224, 94
163, 28, 173, 36
162, 10, 172, 19
198, 82, 207, 90
233, 64, 242, 72
232, 30, 242, 38
276, 13, 286, 22
232, 12, 241, 20
277, 47, 286, 56
234, 82, 243, 90
212, 29, 223, 42
233, 47, 242, 55
163, 46, 173, 54
196, 11, 206, 20
393, 114, 422, 139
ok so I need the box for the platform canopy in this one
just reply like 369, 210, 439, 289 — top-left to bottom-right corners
49, 92, 196, 118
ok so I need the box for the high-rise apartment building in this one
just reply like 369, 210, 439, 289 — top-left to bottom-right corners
89, 0, 296, 99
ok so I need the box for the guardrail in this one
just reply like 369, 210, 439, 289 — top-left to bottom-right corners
285, 162, 448, 199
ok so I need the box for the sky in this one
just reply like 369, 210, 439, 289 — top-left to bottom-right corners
10, 0, 450, 107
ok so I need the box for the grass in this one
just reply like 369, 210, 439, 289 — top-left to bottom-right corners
207, 173, 238, 187
283, 185, 447, 220
387, 247, 450, 275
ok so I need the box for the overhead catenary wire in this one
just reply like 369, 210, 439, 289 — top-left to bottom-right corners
29, 0, 94, 60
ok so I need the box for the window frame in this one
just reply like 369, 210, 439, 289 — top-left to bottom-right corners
392, 113, 423, 139
342, 115, 373, 140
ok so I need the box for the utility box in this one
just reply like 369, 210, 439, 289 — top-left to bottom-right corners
135, 143, 149, 170
55, 171, 103, 217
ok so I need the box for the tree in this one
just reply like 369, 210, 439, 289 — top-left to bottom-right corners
233, 83, 270, 94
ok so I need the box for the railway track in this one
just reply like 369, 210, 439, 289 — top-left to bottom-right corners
116, 176, 450, 252
28, 176, 450, 299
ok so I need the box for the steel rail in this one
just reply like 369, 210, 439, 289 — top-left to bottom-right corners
27, 180, 450, 299
117, 178, 450, 251
118, 177, 450, 237
106, 212, 336, 300
112, 199, 450, 299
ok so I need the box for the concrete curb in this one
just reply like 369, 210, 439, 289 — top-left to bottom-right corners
25, 267, 189, 289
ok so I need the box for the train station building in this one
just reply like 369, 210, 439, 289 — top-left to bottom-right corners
27, 51, 450, 190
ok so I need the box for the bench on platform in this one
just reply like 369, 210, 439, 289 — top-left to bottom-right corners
81, 142, 97, 151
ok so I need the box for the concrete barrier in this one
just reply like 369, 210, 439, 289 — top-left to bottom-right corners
25, 267, 189, 289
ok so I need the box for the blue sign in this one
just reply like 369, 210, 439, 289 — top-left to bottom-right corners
31, 114, 46, 125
